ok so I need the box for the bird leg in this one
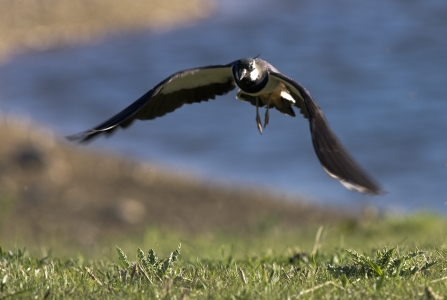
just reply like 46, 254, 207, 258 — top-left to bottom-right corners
264, 94, 272, 129
255, 97, 263, 134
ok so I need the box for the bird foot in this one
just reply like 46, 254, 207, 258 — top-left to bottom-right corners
264, 109, 270, 129
256, 114, 263, 134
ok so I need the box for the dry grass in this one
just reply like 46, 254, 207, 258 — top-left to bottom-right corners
0, 0, 212, 63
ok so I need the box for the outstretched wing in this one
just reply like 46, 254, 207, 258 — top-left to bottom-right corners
269, 71, 382, 195
67, 64, 236, 142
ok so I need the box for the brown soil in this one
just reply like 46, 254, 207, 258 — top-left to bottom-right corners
0, 116, 351, 247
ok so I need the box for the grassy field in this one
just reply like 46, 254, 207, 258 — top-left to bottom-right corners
1, 77, 446, 300
1, 214, 446, 299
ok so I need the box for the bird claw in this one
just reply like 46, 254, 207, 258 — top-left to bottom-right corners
255, 97, 263, 134
264, 109, 269, 129
256, 114, 263, 134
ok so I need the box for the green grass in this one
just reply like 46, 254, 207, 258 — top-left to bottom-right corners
1, 214, 446, 299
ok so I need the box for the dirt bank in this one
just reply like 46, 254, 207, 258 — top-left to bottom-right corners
0, 116, 352, 246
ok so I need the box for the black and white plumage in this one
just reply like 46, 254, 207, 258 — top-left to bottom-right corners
68, 57, 382, 195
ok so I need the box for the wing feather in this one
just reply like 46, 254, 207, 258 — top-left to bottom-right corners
269, 71, 382, 195
67, 64, 236, 142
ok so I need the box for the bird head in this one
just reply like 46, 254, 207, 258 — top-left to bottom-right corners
232, 58, 269, 94
232, 58, 260, 84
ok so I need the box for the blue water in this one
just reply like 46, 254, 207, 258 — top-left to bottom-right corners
1, 0, 447, 213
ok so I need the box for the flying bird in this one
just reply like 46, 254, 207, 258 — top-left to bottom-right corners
67, 57, 382, 195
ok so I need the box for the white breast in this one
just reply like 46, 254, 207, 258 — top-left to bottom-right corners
249, 67, 259, 81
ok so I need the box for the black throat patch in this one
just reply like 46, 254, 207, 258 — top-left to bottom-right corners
232, 61, 269, 94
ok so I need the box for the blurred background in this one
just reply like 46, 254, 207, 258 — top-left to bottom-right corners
0, 0, 447, 249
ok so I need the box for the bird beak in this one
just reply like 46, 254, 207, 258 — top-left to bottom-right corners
238, 68, 247, 81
